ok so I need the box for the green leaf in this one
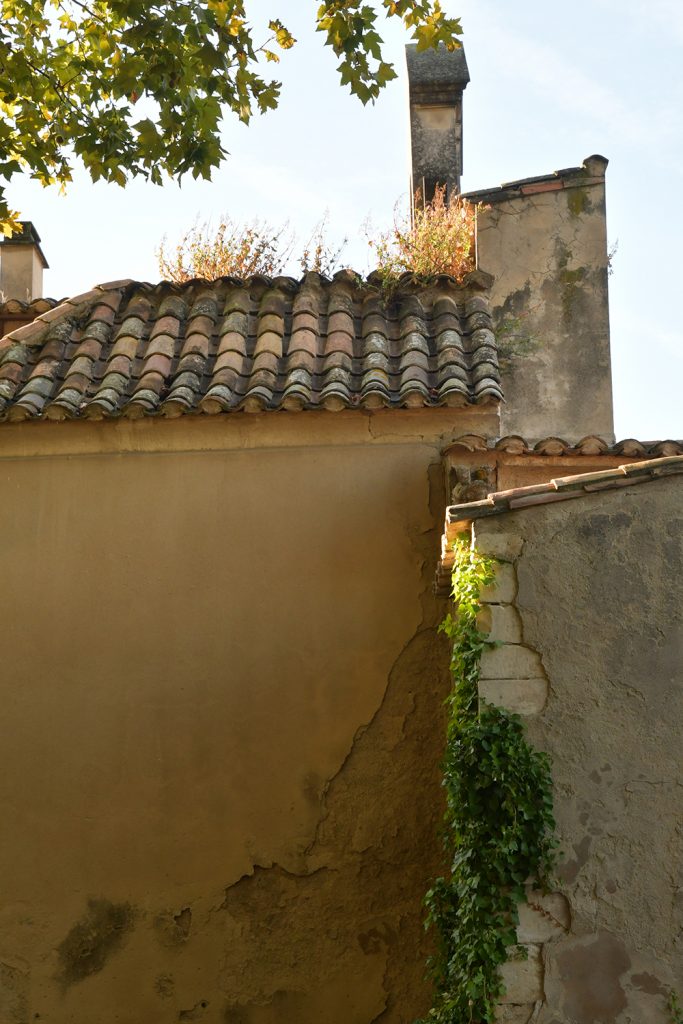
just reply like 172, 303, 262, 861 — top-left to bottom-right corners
0, 0, 465, 231
418, 537, 558, 1022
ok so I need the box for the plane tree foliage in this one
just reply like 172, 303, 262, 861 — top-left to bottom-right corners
0, 0, 462, 232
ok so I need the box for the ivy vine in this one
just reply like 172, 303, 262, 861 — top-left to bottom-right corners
418, 536, 557, 1024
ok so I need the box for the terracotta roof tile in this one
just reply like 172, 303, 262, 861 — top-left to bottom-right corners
443, 434, 683, 459
0, 296, 59, 317
649, 440, 683, 456
435, 452, 683, 593
446, 455, 683, 525
0, 272, 503, 422
463, 156, 608, 205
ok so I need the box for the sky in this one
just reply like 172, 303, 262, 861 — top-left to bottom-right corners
8, 0, 683, 440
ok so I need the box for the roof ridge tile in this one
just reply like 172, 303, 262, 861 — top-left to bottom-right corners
446, 455, 683, 525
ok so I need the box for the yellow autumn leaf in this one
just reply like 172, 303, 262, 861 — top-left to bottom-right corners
268, 19, 296, 49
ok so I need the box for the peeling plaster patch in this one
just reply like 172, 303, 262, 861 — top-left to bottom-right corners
155, 906, 192, 946
213, 627, 448, 1023
174, 907, 192, 937
223, 978, 388, 1024
0, 960, 29, 1023
223, 992, 311, 1023
56, 898, 135, 988
301, 772, 323, 812
178, 999, 209, 1020
358, 922, 396, 955
224, 1007, 249, 1024
219, 863, 330, 912
495, 1006, 535, 1024
155, 973, 174, 999
556, 931, 630, 1022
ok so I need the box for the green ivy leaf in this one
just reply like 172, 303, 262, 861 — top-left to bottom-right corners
419, 537, 558, 1024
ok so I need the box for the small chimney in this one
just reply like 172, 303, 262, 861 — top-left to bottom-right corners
0, 222, 48, 302
405, 43, 470, 206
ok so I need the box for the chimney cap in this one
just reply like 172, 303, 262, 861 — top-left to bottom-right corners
0, 221, 49, 268
582, 154, 609, 177
406, 43, 469, 104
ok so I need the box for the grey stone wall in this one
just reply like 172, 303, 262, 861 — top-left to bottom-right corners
473, 475, 682, 1022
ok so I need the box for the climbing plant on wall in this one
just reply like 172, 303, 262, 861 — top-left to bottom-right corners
670, 990, 683, 1024
418, 537, 557, 1024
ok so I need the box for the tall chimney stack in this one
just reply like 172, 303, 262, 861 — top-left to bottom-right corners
0, 222, 48, 302
405, 43, 469, 206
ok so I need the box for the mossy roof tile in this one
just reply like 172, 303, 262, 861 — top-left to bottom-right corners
0, 271, 503, 422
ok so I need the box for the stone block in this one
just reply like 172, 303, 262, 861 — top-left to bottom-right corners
476, 604, 493, 634
479, 677, 548, 715
517, 891, 570, 943
477, 604, 523, 644
474, 529, 524, 562
499, 945, 543, 1003
494, 1005, 535, 1024
480, 563, 517, 604
480, 644, 543, 679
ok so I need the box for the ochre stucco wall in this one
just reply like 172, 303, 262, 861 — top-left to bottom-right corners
474, 477, 683, 1022
0, 411, 474, 1024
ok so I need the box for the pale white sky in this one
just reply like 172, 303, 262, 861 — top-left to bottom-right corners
9, 0, 683, 440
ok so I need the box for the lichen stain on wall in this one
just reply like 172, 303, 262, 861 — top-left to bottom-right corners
57, 899, 137, 989
565, 186, 592, 219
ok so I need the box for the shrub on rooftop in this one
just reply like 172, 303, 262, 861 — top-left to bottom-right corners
156, 191, 476, 287
157, 213, 347, 282
368, 186, 476, 290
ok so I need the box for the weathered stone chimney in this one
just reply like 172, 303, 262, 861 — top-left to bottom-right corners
405, 43, 469, 205
0, 222, 48, 302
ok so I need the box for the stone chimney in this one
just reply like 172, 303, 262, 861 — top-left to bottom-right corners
0, 222, 48, 302
405, 43, 470, 206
